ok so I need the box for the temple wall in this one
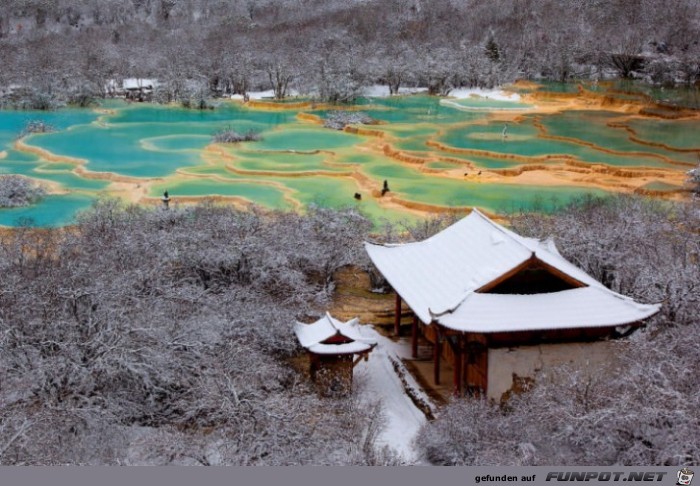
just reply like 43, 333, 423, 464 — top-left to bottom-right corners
487, 340, 626, 402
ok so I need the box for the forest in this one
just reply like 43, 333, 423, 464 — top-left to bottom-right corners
0, 195, 698, 465
0, 0, 699, 106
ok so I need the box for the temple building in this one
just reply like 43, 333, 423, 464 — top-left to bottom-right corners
295, 313, 376, 395
365, 209, 660, 399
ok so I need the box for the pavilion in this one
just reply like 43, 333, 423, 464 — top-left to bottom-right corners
295, 312, 376, 395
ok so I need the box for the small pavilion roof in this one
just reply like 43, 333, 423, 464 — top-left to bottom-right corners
365, 208, 660, 332
294, 313, 376, 355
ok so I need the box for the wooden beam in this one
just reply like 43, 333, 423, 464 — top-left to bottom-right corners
411, 315, 419, 358
453, 336, 462, 397
394, 292, 401, 336
433, 325, 441, 385
482, 348, 489, 397
463, 333, 489, 397
462, 338, 469, 397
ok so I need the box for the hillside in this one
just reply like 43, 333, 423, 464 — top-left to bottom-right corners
0, 0, 698, 106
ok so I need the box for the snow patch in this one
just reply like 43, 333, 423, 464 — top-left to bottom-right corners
362, 85, 429, 97
353, 327, 433, 462
123, 78, 158, 90
232, 89, 301, 100
448, 87, 521, 101
490, 231, 506, 245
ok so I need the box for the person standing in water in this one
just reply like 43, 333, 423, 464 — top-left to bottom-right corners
502, 123, 509, 141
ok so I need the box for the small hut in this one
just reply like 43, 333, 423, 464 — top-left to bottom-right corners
295, 313, 376, 395
123, 78, 157, 102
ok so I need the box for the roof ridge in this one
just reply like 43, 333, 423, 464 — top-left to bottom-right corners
472, 209, 608, 289
470, 207, 537, 254
363, 240, 405, 249
324, 311, 340, 332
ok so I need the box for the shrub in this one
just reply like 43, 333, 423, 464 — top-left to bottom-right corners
323, 111, 375, 130
212, 127, 262, 143
0, 175, 47, 207
0, 201, 390, 465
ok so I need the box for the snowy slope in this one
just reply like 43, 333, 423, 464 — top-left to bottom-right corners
354, 327, 432, 462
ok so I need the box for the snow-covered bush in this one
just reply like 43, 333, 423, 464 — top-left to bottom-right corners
0, 201, 388, 465
22, 91, 63, 111
323, 111, 375, 130
688, 163, 700, 197
417, 325, 700, 465
0, 175, 46, 207
212, 127, 261, 143
18, 120, 55, 138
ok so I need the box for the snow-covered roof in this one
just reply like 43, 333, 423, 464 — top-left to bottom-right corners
308, 341, 374, 355
435, 287, 660, 333
123, 78, 157, 90
294, 312, 377, 355
365, 208, 660, 332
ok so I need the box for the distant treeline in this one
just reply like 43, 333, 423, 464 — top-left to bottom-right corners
0, 0, 698, 106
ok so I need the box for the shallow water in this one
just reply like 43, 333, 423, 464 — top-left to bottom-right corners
1, 85, 697, 227
0, 194, 94, 227
623, 118, 700, 151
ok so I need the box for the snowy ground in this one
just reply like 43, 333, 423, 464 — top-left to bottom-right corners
361, 85, 430, 97
448, 86, 521, 101
353, 326, 433, 463
231, 89, 301, 100
361, 84, 520, 101
232, 85, 519, 102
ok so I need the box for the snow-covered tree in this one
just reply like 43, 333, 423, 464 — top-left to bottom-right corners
688, 163, 700, 197
0, 200, 395, 465
0, 175, 46, 207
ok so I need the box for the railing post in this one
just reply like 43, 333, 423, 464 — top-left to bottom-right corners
434, 326, 441, 385
411, 315, 418, 358
453, 335, 463, 397
394, 293, 401, 336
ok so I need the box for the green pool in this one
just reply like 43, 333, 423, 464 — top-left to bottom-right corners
0, 84, 696, 227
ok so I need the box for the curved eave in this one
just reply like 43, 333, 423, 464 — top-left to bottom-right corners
306, 342, 375, 355
435, 287, 661, 334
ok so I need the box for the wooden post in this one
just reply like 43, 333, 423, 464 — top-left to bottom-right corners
433, 326, 441, 385
479, 346, 489, 398
411, 315, 418, 358
394, 293, 401, 336
453, 336, 462, 397
463, 335, 469, 395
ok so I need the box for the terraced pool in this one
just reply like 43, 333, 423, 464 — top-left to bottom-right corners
1, 82, 697, 227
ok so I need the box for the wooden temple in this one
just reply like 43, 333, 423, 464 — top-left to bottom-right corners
365, 208, 661, 398
294, 312, 377, 396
